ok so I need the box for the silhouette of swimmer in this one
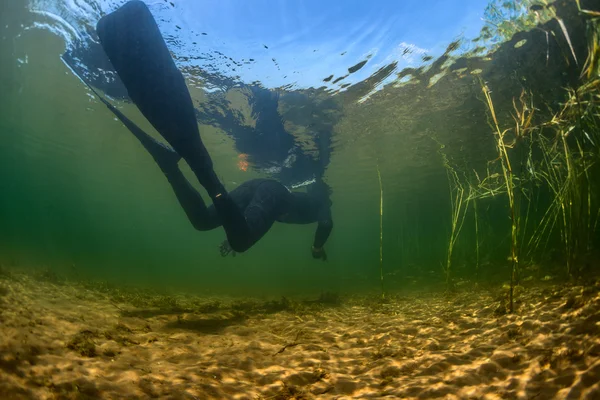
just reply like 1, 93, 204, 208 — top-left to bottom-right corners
89, 0, 333, 259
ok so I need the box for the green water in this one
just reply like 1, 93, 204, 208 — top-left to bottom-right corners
0, 0, 598, 298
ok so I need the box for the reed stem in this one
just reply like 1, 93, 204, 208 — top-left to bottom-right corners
377, 163, 384, 299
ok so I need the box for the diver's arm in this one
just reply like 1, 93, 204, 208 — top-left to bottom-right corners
312, 206, 333, 260
313, 219, 333, 248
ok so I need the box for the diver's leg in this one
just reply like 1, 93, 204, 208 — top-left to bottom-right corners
163, 168, 221, 231
91, 86, 220, 231
91, 88, 181, 168
96, 1, 224, 197
96, 1, 253, 240
219, 180, 292, 253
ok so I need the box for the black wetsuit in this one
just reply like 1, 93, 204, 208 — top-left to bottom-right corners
162, 171, 333, 253
89, 1, 333, 254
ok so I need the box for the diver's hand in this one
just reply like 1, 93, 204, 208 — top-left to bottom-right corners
311, 246, 327, 261
219, 240, 236, 257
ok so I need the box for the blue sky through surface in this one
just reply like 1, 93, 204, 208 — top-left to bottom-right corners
153, 0, 492, 90
19, 0, 511, 184
25, 0, 493, 92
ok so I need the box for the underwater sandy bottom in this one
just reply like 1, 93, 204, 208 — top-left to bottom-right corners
1, 270, 600, 400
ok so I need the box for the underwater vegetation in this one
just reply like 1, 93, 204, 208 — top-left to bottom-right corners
434, 4, 600, 313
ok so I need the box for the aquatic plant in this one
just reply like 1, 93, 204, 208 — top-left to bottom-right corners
66, 330, 97, 357
417, 4, 598, 305
434, 138, 471, 289
480, 83, 535, 312
467, 9, 600, 311
527, 19, 600, 276
377, 162, 385, 298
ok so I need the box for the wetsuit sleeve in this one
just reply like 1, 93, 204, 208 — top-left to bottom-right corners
313, 205, 333, 248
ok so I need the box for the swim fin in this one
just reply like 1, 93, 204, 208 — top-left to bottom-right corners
96, 1, 216, 186
86, 82, 182, 170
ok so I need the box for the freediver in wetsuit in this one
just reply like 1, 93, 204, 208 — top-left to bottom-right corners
89, 0, 332, 260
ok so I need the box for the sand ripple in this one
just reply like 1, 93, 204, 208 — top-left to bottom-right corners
1, 270, 599, 399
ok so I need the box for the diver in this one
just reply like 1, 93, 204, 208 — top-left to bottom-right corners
88, 0, 332, 260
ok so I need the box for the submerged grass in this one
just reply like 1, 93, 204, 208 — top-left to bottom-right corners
445, 166, 470, 290
527, 17, 600, 277
479, 83, 534, 312
377, 162, 385, 299
434, 13, 600, 310
433, 137, 471, 290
